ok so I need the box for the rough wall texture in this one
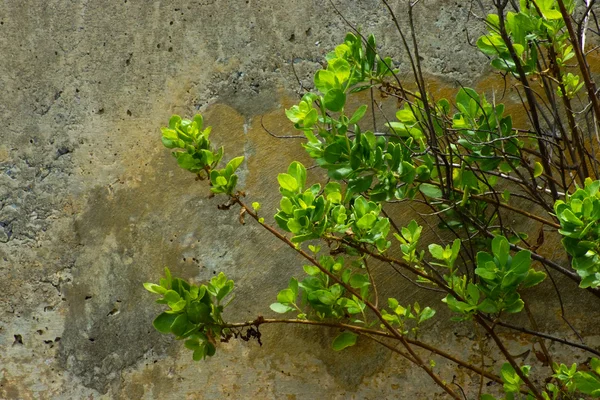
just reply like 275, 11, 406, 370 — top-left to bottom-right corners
1, 1, 599, 399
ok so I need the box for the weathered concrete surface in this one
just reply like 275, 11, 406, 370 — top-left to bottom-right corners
1, 1, 599, 399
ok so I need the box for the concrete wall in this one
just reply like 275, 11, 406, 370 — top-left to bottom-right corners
1, 1, 598, 399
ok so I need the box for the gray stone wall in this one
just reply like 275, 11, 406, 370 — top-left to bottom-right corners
1, 1, 598, 399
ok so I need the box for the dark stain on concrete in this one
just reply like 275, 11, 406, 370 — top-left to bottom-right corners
57, 152, 206, 393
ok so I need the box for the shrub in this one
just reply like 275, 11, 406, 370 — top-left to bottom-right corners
145, 1, 600, 398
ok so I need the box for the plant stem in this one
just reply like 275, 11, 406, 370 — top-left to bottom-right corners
556, 0, 600, 132
474, 315, 544, 399
221, 316, 509, 388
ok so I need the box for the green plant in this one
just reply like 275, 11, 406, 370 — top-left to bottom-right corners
145, 1, 600, 398
555, 178, 600, 288
144, 269, 234, 360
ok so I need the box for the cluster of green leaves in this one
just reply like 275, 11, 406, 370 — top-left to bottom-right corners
559, 72, 584, 99
345, 196, 391, 252
555, 179, 600, 288
381, 298, 435, 338
286, 34, 429, 204
285, 32, 394, 128
391, 219, 436, 285
442, 87, 528, 233
270, 253, 368, 318
477, 0, 582, 98
144, 268, 234, 361
452, 88, 521, 174
480, 363, 533, 400
209, 155, 244, 195
547, 358, 600, 398
483, 358, 600, 400
161, 114, 223, 174
285, 34, 537, 260
274, 161, 329, 243
161, 114, 244, 195
274, 161, 390, 251
395, 220, 425, 265
286, 40, 528, 240
269, 247, 375, 350
443, 236, 545, 318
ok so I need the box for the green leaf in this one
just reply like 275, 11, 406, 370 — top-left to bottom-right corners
170, 313, 189, 336
184, 336, 200, 351
533, 161, 543, 178
169, 299, 187, 312
329, 58, 351, 83
324, 89, 346, 112
206, 342, 216, 357
314, 70, 337, 92
492, 236, 510, 266
573, 371, 600, 395
164, 290, 181, 304
169, 115, 182, 129
277, 173, 299, 192
349, 274, 370, 289
456, 87, 481, 117
226, 156, 244, 172
504, 298, 524, 313
521, 270, 546, 288
176, 153, 202, 171
348, 176, 373, 195
467, 283, 480, 304
332, 331, 358, 351
510, 250, 531, 276
215, 176, 228, 186
560, 209, 584, 226
277, 288, 296, 304
419, 307, 436, 323
192, 346, 206, 361
543, 9, 563, 20
591, 358, 600, 374
349, 105, 368, 124
287, 219, 303, 234
428, 244, 445, 260
217, 281, 233, 301
478, 298, 499, 314
279, 197, 294, 214
303, 265, 321, 276
143, 282, 167, 295
356, 214, 377, 230
287, 162, 307, 191
153, 312, 178, 334
477, 35, 507, 56
187, 302, 210, 324
396, 109, 416, 123
475, 266, 497, 280
270, 302, 295, 313
419, 183, 442, 198
304, 109, 318, 127
314, 290, 337, 305
437, 99, 450, 114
